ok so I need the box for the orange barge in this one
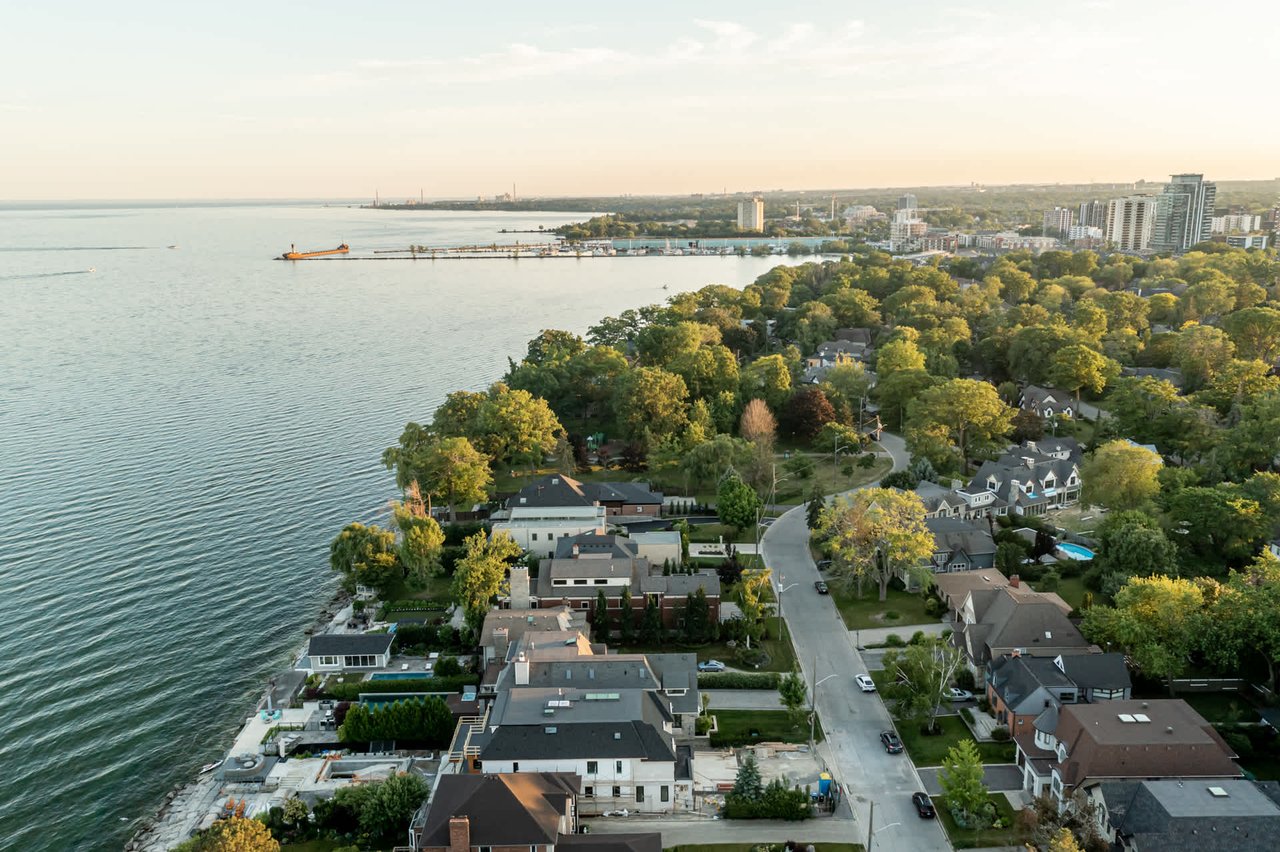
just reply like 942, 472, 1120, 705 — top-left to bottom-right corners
278, 243, 349, 260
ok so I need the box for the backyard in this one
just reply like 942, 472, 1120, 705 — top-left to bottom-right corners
831, 583, 936, 631
933, 794, 1029, 849
711, 709, 824, 744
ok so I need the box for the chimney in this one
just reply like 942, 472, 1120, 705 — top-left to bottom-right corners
1010, 575, 1020, 588
509, 565, 531, 610
448, 816, 470, 852
572, 544, 580, 557
515, 651, 530, 686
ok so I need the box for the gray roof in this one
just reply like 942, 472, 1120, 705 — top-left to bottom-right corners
961, 588, 1090, 664
1020, 385, 1073, 413
927, 516, 997, 560
518, 652, 699, 715
555, 533, 639, 559
1101, 779, 1280, 852
988, 655, 1076, 715
1057, 653, 1131, 690
508, 476, 661, 510
478, 721, 675, 762
307, 632, 393, 656
414, 772, 578, 848
490, 686, 671, 728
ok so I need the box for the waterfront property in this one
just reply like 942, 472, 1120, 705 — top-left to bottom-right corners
295, 632, 394, 675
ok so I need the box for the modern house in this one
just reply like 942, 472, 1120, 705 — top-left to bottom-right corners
1014, 699, 1241, 803
987, 652, 1131, 734
409, 771, 661, 852
481, 606, 586, 667
491, 504, 608, 560
294, 632, 394, 675
1019, 386, 1076, 420
507, 475, 663, 521
951, 586, 1094, 674
1093, 778, 1280, 851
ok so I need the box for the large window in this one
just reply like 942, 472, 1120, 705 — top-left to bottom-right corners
342, 654, 378, 668
587, 761, 598, 775
636, 786, 645, 803
318, 656, 338, 667
660, 786, 669, 803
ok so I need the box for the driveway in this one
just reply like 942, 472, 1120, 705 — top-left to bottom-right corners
917, 764, 1024, 796
761, 433, 951, 852
704, 689, 784, 710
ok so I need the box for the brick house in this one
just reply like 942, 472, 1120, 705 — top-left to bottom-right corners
986, 652, 1131, 735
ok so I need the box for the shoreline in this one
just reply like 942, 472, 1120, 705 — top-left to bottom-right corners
126, 588, 352, 851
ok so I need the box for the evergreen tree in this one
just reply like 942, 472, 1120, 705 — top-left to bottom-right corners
805, 487, 825, 530
592, 587, 612, 640
731, 750, 764, 801
683, 587, 711, 643
641, 597, 663, 645
619, 584, 635, 642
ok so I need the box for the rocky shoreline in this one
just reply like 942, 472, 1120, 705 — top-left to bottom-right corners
126, 589, 352, 851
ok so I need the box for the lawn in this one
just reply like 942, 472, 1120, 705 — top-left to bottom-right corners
934, 794, 1029, 849
894, 715, 1016, 766
832, 584, 936, 630
1179, 692, 1257, 724
615, 621, 797, 673
772, 453, 893, 505
668, 844, 862, 852
1051, 575, 1089, 611
381, 574, 452, 606
712, 709, 824, 743
689, 522, 756, 544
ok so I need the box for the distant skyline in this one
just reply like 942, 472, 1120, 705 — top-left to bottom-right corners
3, 1, 1277, 200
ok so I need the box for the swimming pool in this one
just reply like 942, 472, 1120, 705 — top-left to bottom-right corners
368, 672, 432, 681
1056, 542, 1095, 561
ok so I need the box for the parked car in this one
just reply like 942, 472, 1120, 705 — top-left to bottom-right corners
880, 730, 904, 754
855, 674, 876, 692
814, 580, 829, 594
948, 687, 975, 702
911, 792, 936, 818
816, 559, 832, 570
698, 660, 727, 673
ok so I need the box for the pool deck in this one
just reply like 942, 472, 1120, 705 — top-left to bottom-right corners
227, 703, 319, 758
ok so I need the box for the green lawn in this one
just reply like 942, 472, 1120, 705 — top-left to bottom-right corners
772, 453, 892, 504
934, 794, 1029, 849
689, 522, 756, 544
894, 715, 1016, 766
614, 621, 797, 673
712, 709, 824, 743
832, 584, 936, 630
1180, 692, 1256, 724
381, 574, 452, 605
1051, 575, 1088, 611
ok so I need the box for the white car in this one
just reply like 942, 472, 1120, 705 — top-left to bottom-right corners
855, 674, 876, 693
948, 687, 975, 702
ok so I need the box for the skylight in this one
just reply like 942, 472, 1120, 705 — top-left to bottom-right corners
1118, 714, 1136, 723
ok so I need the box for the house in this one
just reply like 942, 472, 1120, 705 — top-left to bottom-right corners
525, 541, 720, 629
409, 771, 661, 852
1015, 699, 1241, 802
506, 475, 663, 522
1093, 778, 1280, 851
964, 440, 1083, 517
492, 504, 609, 559
952, 586, 1094, 674
294, 632, 393, 675
925, 516, 999, 573
627, 531, 683, 567
986, 653, 1131, 734
933, 569, 1071, 622
834, 327, 875, 348
481, 606, 586, 667
1019, 386, 1075, 419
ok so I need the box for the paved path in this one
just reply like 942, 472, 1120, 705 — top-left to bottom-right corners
704, 689, 784, 710
582, 815, 862, 843
761, 433, 951, 852
917, 764, 1024, 796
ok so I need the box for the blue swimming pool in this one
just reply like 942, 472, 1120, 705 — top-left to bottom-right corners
1056, 542, 1095, 561
368, 672, 431, 681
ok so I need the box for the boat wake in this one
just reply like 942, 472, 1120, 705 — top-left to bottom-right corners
0, 270, 97, 281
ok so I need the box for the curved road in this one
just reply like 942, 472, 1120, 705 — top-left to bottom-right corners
762, 433, 952, 852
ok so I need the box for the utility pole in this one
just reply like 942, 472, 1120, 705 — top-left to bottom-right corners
867, 800, 875, 851
808, 651, 817, 749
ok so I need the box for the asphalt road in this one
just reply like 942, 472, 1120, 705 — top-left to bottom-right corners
761, 433, 952, 852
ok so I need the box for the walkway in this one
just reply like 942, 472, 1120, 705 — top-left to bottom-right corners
917, 764, 1024, 796
703, 689, 784, 710
582, 815, 862, 844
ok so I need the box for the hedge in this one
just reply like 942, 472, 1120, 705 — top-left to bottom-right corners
320, 674, 479, 701
698, 672, 780, 690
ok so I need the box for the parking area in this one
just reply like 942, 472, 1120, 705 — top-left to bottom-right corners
916, 763, 1024, 796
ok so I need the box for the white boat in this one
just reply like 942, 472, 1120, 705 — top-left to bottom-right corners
199, 761, 223, 774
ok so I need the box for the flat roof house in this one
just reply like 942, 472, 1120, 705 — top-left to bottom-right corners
295, 632, 394, 675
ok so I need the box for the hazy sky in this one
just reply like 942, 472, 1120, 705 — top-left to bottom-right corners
3, 1, 1275, 200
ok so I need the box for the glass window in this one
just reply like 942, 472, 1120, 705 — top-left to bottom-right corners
532, 533, 538, 541
587, 761, 598, 774
636, 786, 645, 802
612, 785, 621, 799
660, 786, 669, 803
584, 786, 594, 798
512, 762, 519, 772
615, 760, 623, 773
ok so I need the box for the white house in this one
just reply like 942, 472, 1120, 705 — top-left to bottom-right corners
295, 633, 394, 675
491, 504, 608, 559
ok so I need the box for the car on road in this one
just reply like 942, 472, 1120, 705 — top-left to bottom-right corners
698, 660, 727, 673
911, 792, 936, 818
880, 730, 904, 754
948, 687, 975, 702
855, 674, 876, 692
814, 580, 829, 594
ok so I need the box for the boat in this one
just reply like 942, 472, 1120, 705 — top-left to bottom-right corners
278, 243, 349, 260
199, 761, 222, 774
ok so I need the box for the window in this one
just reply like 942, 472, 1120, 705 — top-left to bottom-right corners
615, 760, 623, 773
660, 786, 669, 803
587, 761, 598, 774
636, 786, 645, 803
573, 579, 588, 585
512, 762, 519, 772
612, 785, 621, 799
532, 533, 539, 541
636, 506, 643, 513
318, 656, 338, 666
594, 579, 607, 585
584, 786, 594, 798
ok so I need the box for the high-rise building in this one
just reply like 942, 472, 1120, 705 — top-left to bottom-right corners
898, 193, 918, 212
1042, 207, 1073, 237
1104, 195, 1159, 251
737, 196, 765, 232
1211, 214, 1262, 233
1078, 200, 1107, 230
1152, 173, 1217, 253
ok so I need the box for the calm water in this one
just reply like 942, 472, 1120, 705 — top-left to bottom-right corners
0, 202, 800, 851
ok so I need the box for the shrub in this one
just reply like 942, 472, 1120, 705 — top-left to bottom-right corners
960, 708, 975, 724
884, 610, 902, 621
991, 727, 1011, 742
1037, 569, 1061, 592
434, 655, 463, 677
977, 697, 992, 713
955, 669, 976, 690
1057, 558, 1086, 578
909, 630, 927, 645
697, 672, 781, 689
1223, 731, 1253, 758
321, 674, 479, 701
923, 596, 945, 617
695, 715, 712, 735
884, 633, 906, 647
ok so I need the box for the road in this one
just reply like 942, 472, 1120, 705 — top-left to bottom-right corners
761, 432, 952, 852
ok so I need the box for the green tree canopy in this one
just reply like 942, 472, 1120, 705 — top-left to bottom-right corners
816, 488, 933, 601
906, 379, 1014, 471
1082, 575, 1207, 694
1048, 344, 1120, 404
614, 366, 690, 444
881, 639, 965, 730
1080, 440, 1163, 511
938, 739, 989, 826
330, 522, 402, 595
718, 471, 763, 535
451, 530, 522, 631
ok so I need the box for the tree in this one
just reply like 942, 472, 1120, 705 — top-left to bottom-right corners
478, 383, 565, 467
1207, 554, 1280, 692
173, 817, 280, 852
906, 379, 1014, 471
805, 488, 826, 530
680, 432, 753, 490
1010, 408, 1045, 443
640, 597, 663, 645
817, 488, 934, 601
875, 368, 937, 430
615, 366, 689, 444
881, 639, 965, 731
1047, 828, 1084, 852
995, 540, 1027, 576
876, 336, 927, 377
781, 387, 836, 442
332, 772, 430, 847
330, 522, 402, 595
1092, 512, 1180, 597
450, 530, 521, 632
619, 584, 635, 641
731, 750, 764, 801
1048, 344, 1120, 405
592, 587, 612, 640
938, 739, 989, 826
1080, 440, 1163, 511
1081, 576, 1207, 694
1174, 324, 1236, 392
735, 569, 772, 646
740, 354, 793, 409
718, 471, 763, 536
778, 667, 809, 728
392, 491, 447, 580
383, 432, 493, 520
683, 587, 712, 644
1223, 307, 1280, 363
820, 361, 873, 415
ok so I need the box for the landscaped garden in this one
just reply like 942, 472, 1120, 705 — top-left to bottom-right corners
934, 793, 1029, 849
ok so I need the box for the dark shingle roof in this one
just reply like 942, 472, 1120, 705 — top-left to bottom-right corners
1057, 653, 1131, 691
479, 721, 675, 762
415, 772, 578, 847
307, 633, 393, 656
508, 476, 662, 510
555, 533, 640, 559
1101, 779, 1280, 852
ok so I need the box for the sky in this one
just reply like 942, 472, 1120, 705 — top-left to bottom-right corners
2, 0, 1276, 200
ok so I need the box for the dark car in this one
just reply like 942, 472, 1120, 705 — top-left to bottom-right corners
880, 730, 904, 754
912, 792, 936, 818
814, 580, 829, 594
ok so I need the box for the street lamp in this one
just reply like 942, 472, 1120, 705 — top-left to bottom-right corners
776, 575, 799, 642
809, 658, 839, 751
